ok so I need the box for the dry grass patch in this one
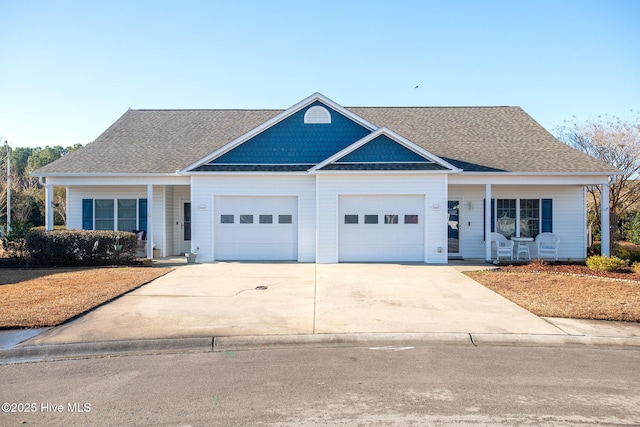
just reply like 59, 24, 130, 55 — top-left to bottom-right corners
0, 267, 173, 328
467, 270, 640, 322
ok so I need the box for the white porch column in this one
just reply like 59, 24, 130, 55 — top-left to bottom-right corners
45, 183, 54, 230
601, 182, 610, 257
147, 184, 154, 259
485, 184, 492, 262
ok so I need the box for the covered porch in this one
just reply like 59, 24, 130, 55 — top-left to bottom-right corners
42, 176, 192, 259
447, 175, 613, 263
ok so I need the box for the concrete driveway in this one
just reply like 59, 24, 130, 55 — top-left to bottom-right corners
29, 262, 563, 345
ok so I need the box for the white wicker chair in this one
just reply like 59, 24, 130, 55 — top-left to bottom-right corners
491, 232, 514, 261
535, 232, 560, 260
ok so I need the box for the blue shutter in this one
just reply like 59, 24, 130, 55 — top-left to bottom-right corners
483, 199, 495, 240
82, 199, 93, 230
541, 199, 553, 233
491, 199, 495, 232
138, 199, 148, 237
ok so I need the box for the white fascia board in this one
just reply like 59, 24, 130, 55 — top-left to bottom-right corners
310, 170, 457, 176
309, 127, 462, 173
31, 172, 182, 178
449, 173, 613, 186
180, 92, 380, 173
458, 171, 621, 176
44, 175, 191, 187
182, 171, 311, 176
192, 163, 313, 166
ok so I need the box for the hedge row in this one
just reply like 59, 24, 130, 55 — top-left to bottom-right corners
25, 230, 138, 267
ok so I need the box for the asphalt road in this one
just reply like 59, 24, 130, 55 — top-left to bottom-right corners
1, 344, 639, 426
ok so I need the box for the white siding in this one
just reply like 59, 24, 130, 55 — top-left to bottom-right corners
190, 175, 316, 262
449, 184, 587, 260
64, 177, 589, 263
316, 174, 448, 264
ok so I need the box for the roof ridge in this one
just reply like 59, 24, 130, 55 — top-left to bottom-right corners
131, 108, 284, 112
348, 106, 519, 109
128, 106, 520, 112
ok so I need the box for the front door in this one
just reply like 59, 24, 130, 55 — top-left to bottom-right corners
448, 200, 461, 258
180, 201, 191, 254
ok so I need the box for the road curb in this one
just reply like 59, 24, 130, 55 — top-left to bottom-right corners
0, 337, 214, 363
213, 333, 474, 350
471, 333, 640, 347
214, 333, 640, 351
2, 332, 639, 364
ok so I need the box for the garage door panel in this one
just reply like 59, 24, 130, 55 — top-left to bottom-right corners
214, 196, 297, 261
339, 195, 425, 262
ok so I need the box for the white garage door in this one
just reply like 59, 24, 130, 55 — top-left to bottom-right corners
214, 196, 298, 261
339, 195, 425, 262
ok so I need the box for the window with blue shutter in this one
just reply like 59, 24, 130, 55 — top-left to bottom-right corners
82, 199, 93, 230
484, 198, 552, 239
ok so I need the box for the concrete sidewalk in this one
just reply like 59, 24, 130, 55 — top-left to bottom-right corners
2, 262, 640, 360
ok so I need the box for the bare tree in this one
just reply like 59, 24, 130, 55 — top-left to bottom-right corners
557, 114, 640, 245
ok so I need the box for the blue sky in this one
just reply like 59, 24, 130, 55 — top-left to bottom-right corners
1, 0, 638, 148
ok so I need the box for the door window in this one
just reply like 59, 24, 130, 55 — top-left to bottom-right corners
183, 202, 191, 241
448, 201, 460, 254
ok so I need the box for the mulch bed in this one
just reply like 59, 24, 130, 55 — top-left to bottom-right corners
467, 262, 640, 322
499, 262, 640, 282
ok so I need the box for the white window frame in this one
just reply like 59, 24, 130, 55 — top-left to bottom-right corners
92, 198, 141, 232
494, 198, 541, 238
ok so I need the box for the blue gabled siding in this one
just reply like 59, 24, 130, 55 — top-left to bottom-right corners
337, 134, 428, 163
211, 101, 371, 164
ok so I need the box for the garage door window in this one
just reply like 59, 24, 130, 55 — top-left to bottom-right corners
364, 215, 378, 224
240, 215, 253, 224
221, 214, 234, 224
344, 215, 358, 224
278, 215, 292, 224
404, 215, 419, 224
385, 215, 398, 224
259, 215, 273, 224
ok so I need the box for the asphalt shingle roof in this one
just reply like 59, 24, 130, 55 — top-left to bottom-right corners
35, 106, 619, 175
349, 106, 619, 173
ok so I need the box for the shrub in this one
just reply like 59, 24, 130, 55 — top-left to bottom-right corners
633, 262, 640, 274
586, 255, 628, 272
617, 243, 640, 264
627, 247, 640, 264
616, 247, 631, 261
0, 220, 33, 262
630, 212, 640, 245
25, 230, 137, 267
588, 243, 601, 257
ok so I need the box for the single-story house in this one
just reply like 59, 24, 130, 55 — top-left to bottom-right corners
34, 93, 620, 263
